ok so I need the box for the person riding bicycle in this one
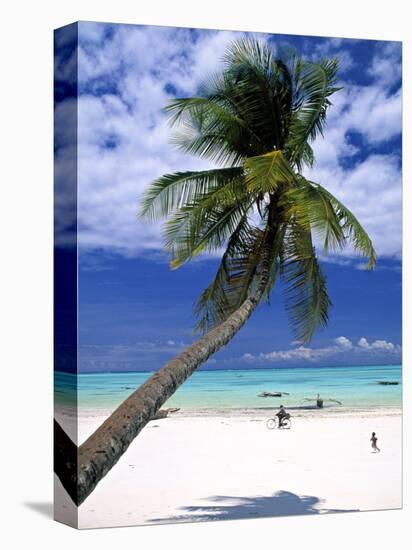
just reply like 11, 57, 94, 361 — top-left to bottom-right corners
276, 405, 288, 427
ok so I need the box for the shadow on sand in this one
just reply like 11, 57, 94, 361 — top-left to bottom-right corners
149, 490, 359, 524
23, 502, 54, 519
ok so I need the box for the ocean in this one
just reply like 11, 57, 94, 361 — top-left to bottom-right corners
55, 364, 402, 413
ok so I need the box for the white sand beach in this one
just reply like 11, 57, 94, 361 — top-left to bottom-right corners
54, 408, 402, 529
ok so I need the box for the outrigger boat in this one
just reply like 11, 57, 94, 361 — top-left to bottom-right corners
258, 391, 290, 398
301, 393, 342, 408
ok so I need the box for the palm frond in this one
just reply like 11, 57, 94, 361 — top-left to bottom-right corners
195, 224, 280, 332
282, 177, 376, 268
222, 38, 295, 150
194, 216, 256, 332
282, 177, 346, 253
281, 221, 331, 344
165, 84, 264, 163
169, 128, 246, 166
164, 180, 253, 268
165, 96, 253, 138
244, 150, 296, 194
140, 167, 243, 220
306, 181, 377, 268
300, 142, 315, 167
195, 219, 287, 332
287, 59, 340, 169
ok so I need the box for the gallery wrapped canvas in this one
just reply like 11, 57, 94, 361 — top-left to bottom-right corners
54, 21, 402, 529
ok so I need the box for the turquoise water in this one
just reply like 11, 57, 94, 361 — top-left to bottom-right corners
55, 364, 402, 411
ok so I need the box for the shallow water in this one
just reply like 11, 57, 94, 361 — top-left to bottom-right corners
55, 364, 402, 412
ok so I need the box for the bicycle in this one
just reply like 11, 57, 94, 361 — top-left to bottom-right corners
266, 414, 292, 430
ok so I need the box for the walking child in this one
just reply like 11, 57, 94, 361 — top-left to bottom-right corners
370, 431, 381, 453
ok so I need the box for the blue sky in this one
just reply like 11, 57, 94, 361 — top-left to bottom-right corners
55, 22, 402, 372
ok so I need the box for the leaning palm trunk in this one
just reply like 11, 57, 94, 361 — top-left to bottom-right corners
56, 232, 274, 505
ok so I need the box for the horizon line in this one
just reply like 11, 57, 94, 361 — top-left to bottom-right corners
55, 363, 402, 376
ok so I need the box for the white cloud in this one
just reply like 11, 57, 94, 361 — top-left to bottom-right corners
242, 336, 401, 363
340, 86, 401, 145
357, 337, 396, 351
306, 40, 355, 72
55, 25, 402, 264
305, 81, 401, 260
334, 336, 352, 349
69, 25, 244, 256
367, 41, 402, 86
302, 40, 402, 262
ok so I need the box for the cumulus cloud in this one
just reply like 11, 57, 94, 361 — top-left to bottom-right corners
334, 336, 353, 349
357, 337, 397, 351
305, 37, 356, 72
72, 25, 245, 256
241, 336, 401, 363
55, 24, 402, 264
305, 43, 402, 260
367, 41, 402, 87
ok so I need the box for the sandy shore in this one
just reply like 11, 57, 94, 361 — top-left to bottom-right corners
55, 408, 402, 529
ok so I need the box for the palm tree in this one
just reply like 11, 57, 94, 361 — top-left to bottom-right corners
55, 38, 376, 505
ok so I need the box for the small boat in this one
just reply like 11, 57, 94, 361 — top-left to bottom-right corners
377, 381, 399, 386
301, 394, 342, 408
258, 391, 290, 398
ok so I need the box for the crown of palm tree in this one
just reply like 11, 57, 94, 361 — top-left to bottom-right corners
141, 38, 376, 344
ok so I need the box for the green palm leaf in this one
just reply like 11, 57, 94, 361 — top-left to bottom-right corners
195, 224, 280, 332
305, 181, 376, 268
194, 216, 256, 332
165, 96, 259, 144
281, 221, 331, 343
223, 39, 283, 148
244, 150, 296, 194
164, 180, 253, 268
282, 177, 376, 268
165, 77, 266, 164
140, 167, 243, 220
282, 177, 346, 252
316, 183, 376, 268
287, 59, 340, 169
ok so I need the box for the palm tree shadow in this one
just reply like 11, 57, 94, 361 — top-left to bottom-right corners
149, 491, 359, 524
